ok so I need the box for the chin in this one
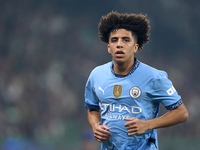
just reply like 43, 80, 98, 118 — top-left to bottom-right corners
114, 60, 125, 66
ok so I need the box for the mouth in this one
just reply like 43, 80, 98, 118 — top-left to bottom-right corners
115, 51, 124, 57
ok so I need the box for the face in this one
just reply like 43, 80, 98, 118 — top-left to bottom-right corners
108, 29, 139, 65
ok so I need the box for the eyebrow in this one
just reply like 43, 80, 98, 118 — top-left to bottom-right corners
122, 37, 130, 39
110, 36, 130, 39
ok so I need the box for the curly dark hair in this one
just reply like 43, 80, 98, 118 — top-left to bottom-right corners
98, 11, 151, 50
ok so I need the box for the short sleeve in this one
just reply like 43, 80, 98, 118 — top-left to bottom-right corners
85, 72, 100, 110
151, 71, 182, 110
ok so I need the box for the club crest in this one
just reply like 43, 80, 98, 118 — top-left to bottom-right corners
113, 85, 122, 98
130, 87, 141, 98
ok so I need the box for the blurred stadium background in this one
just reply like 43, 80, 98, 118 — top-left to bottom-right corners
0, 0, 200, 149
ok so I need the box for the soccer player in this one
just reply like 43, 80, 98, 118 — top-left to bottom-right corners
84, 11, 188, 150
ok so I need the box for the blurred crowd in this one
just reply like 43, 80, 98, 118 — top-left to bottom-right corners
0, 0, 199, 149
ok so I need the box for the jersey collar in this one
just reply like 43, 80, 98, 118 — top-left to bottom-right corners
111, 58, 140, 78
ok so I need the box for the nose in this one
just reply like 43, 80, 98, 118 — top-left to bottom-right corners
116, 39, 123, 49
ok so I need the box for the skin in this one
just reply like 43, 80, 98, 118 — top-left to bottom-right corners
107, 29, 139, 75
87, 29, 189, 142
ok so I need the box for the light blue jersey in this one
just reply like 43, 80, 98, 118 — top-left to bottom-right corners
85, 58, 182, 150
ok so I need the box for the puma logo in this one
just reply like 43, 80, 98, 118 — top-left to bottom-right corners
99, 87, 107, 95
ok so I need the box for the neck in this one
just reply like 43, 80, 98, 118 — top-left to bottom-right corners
113, 59, 135, 75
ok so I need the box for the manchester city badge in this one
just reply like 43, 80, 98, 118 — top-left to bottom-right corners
130, 87, 141, 98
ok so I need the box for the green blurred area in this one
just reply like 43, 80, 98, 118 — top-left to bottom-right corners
0, 0, 199, 149
159, 136, 200, 150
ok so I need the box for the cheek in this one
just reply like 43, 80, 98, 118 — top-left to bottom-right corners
108, 45, 115, 54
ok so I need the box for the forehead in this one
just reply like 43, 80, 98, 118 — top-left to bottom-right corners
109, 29, 133, 38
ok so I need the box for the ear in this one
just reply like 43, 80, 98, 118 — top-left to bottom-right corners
133, 44, 139, 53
107, 44, 111, 53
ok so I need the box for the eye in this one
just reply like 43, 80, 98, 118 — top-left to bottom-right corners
123, 38, 130, 42
111, 38, 117, 43
111, 40, 116, 42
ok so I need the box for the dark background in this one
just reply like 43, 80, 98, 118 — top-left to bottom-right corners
0, 0, 199, 149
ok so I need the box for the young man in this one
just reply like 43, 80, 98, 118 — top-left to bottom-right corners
85, 11, 188, 150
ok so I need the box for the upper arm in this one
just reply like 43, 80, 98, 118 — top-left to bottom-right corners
170, 103, 189, 122
87, 109, 101, 126
85, 72, 100, 109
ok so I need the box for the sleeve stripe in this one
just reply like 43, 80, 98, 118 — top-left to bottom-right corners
165, 99, 183, 110
85, 103, 100, 110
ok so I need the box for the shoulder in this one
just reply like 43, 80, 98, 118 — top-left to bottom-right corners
138, 61, 168, 79
90, 62, 112, 75
87, 62, 112, 82
86, 62, 112, 88
137, 61, 170, 90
